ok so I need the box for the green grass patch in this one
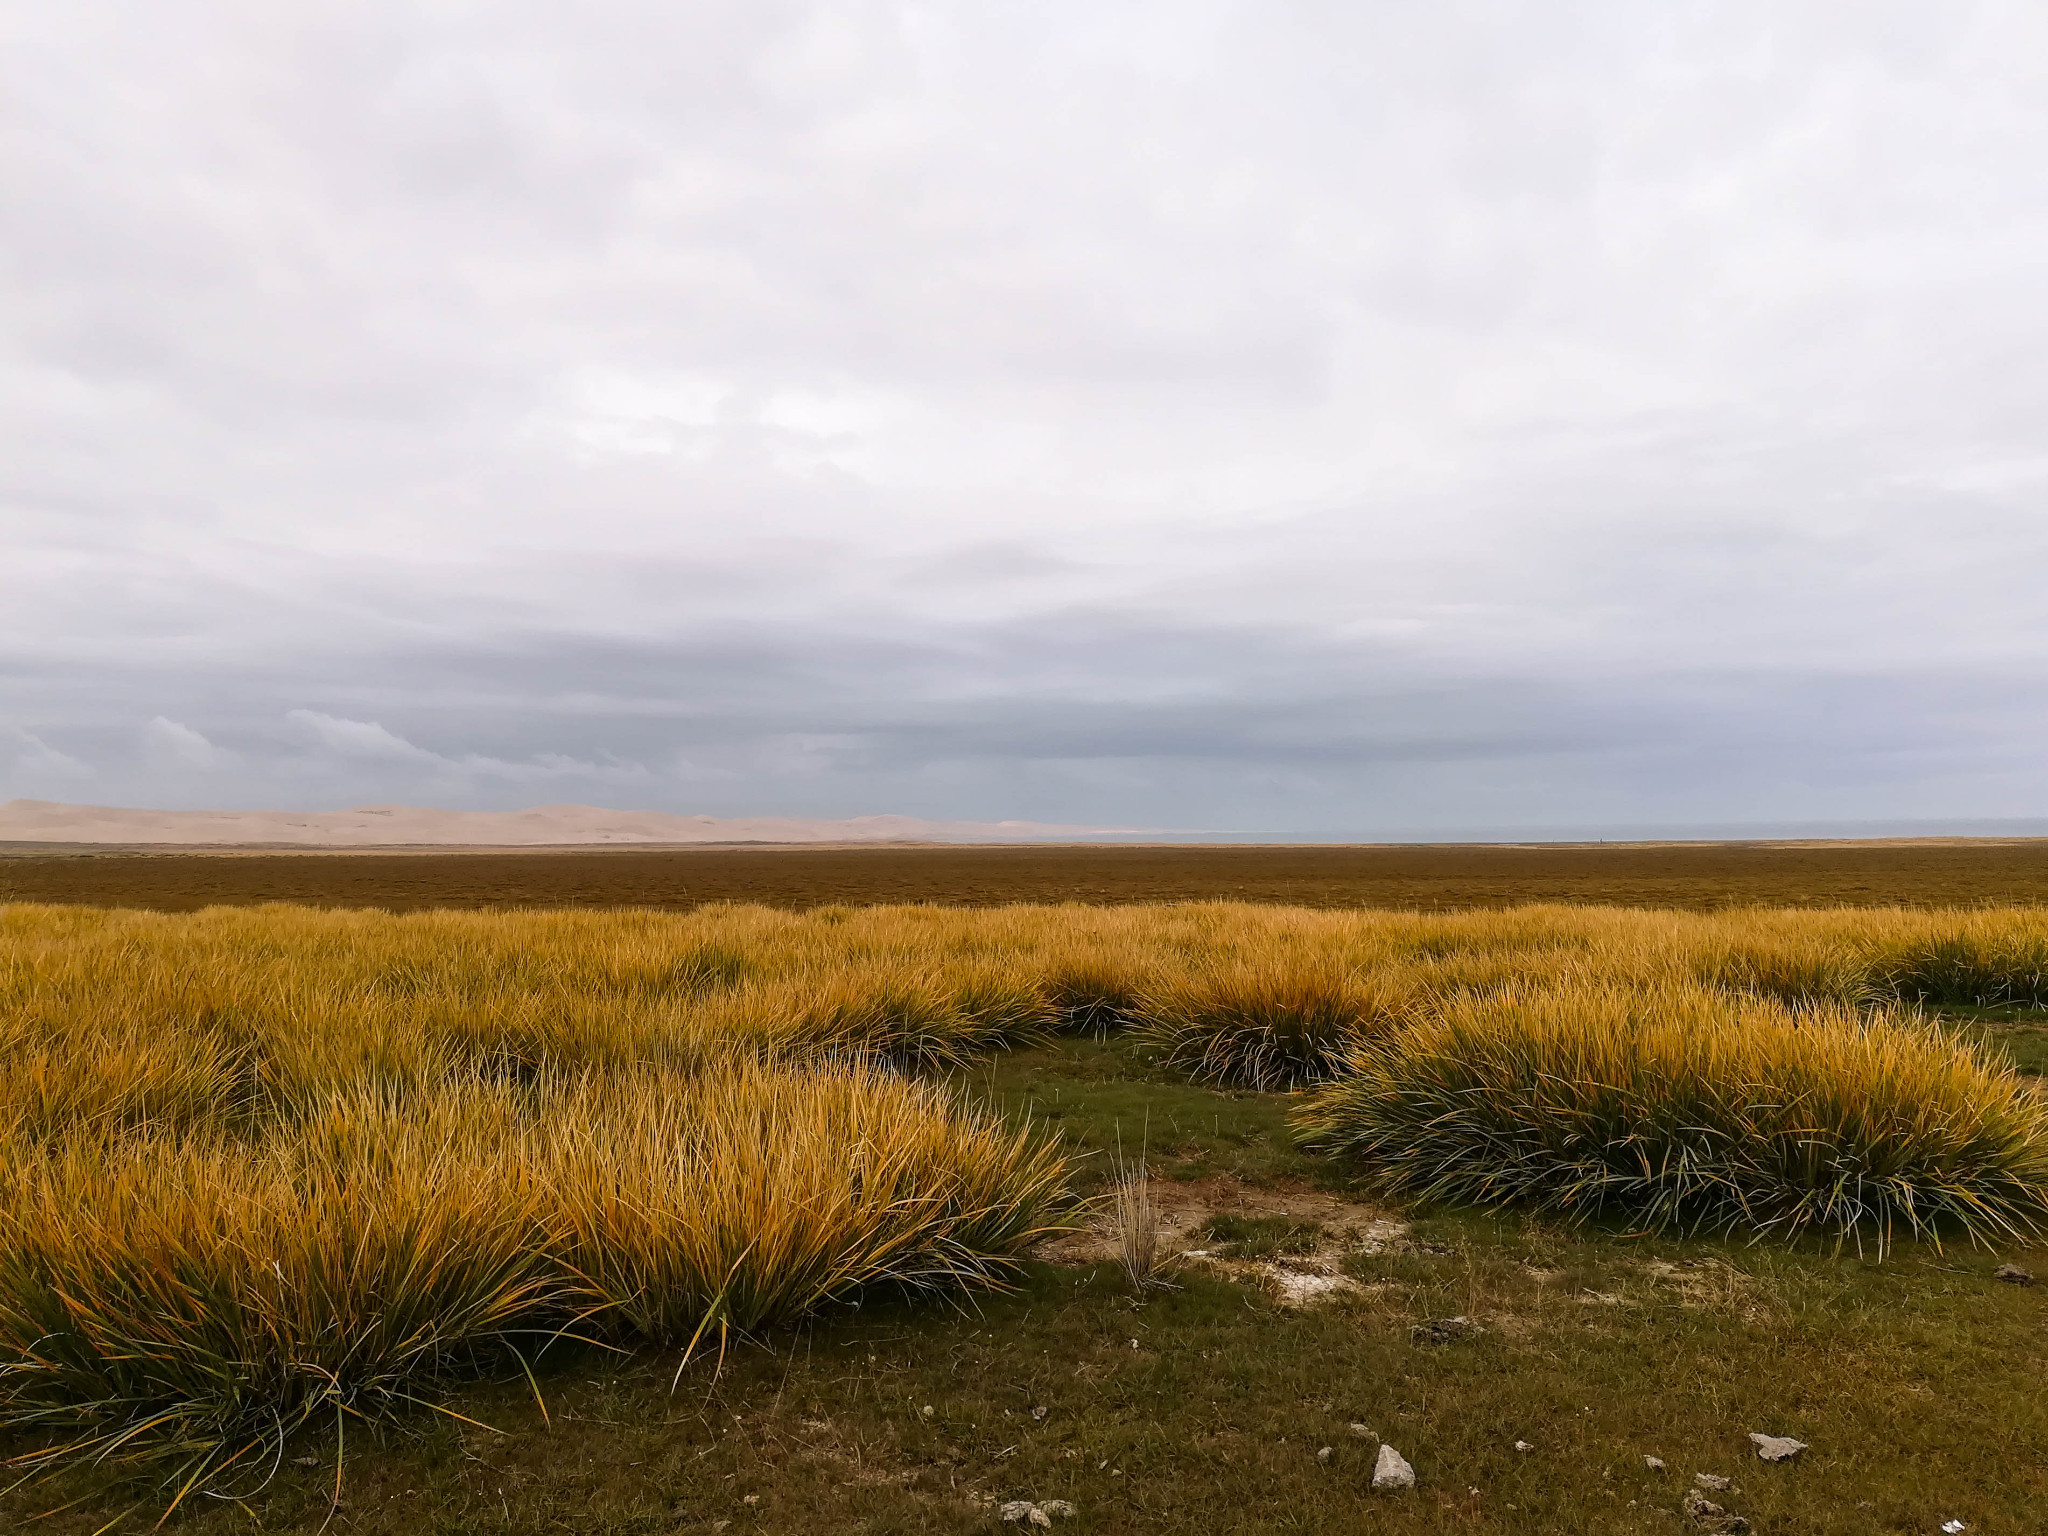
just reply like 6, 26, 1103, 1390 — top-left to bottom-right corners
14, 1217, 2042, 1534
955, 1036, 1332, 1192
1198, 1214, 1323, 1259
1937, 1004, 2048, 1076
8, 1042, 2048, 1534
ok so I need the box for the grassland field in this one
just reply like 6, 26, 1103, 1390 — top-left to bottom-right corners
12, 837, 2048, 912
2, 857, 2047, 1534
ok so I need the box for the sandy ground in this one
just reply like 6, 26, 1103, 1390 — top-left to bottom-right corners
0, 799, 1123, 847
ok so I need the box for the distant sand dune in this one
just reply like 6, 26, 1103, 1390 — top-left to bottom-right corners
0, 800, 1124, 847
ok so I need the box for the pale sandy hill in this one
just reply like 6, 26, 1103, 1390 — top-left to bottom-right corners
0, 800, 1124, 847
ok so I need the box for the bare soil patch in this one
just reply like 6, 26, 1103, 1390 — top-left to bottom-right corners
1038, 1177, 1405, 1306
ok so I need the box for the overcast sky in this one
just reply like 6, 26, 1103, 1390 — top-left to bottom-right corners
5, 2, 2048, 833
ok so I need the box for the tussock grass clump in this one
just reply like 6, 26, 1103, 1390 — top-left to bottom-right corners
1041, 952, 1151, 1034
702, 966, 1052, 1068
1697, 936, 1877, 1007
546, 1059, 1070, 1344
1692, 910, 2048, 1010
0, 1086, 561, 1496
1137, 956, 1416, 1089
1294, 984, 2048, 1251
1866, 925, 2048, 1009
0, 1059, 1070, 1492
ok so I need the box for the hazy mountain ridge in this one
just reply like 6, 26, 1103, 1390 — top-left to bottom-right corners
0, 800, 1119, 847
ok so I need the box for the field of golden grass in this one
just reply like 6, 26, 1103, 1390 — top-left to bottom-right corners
3, 898, 2047, 1522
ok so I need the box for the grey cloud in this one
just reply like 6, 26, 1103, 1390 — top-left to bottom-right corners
8, 591, 2046, 827
5, 2, 2048, 831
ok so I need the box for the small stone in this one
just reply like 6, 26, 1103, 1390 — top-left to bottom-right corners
1349, 1422, 1377, 1439
742, 1495, 760, 1506
1995, 1264, 2032, 1284
1028, 1511, 1052, 1530
1748, 1432, 1807, 1463
998, 1500, 1037, 1524
1513, 1440, 1533, 1453
1041, 1502, 1076, 1519
1411, 1315, 1483, 1345
1316, 1446, 1333, 1464
921, 1404, 935, 1418
1644, 1456, 1667, 1472
1694, 1472, 1731, 1491
1943, 1521, 1968, 1534
1031, 1405, 1049, 1421
1371, 1443, 1416, 1491
292, 1455, 321, 1467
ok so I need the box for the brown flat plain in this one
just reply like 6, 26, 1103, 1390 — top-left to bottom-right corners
6, 837, 2048, 910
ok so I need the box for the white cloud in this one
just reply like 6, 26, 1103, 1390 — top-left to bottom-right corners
142, 715, 235, 770
287, 710, 650, 787
287, 710, 438, 762
1, 725, 93, 790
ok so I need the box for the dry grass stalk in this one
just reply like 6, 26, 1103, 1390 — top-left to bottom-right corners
1112, 1161, 1167, 1292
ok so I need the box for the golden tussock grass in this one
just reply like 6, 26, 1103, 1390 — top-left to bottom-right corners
0, 1061, 1066, 1499
1293, 983, 2048, 1252
3, 897, 2048, 1495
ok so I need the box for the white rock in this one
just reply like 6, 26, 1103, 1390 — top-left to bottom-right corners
1748, 1432, 1807, 1463
1041, 1502, 1076, 1519
1644, 1456, 1667, 1472
1513, 1440, 1533, 1453
998, 1500, 1036, 1523
1942, 1521, 1968, 1533
1682, 1489, 1751, 1534
1371, 1443, 1416, 1491
1316, 1446, 1333, 1464
1028, 1510, 1052, 1529
1349, 1422, 1377, 1439
1270, 1267, 1361, 1306
1694, 1472, 1732, 1491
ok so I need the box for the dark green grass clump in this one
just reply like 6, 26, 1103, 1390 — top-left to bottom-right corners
1871, 931, 2048, 1010
1293, 984, 2048, 1252
1135, 959, 1414, 1090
